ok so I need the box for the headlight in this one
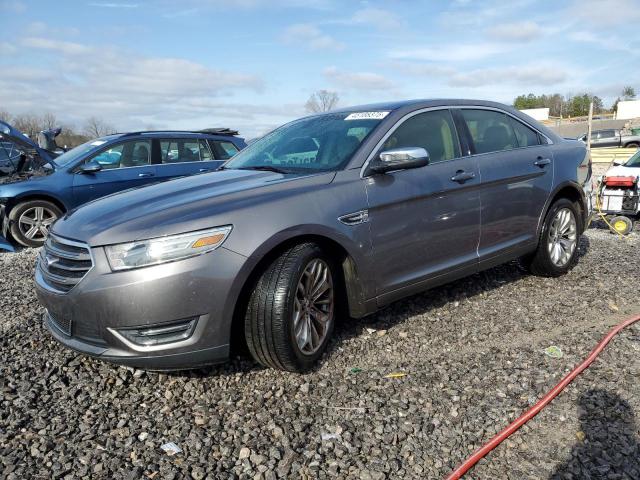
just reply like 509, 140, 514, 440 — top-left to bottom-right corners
105, 226, 232, 271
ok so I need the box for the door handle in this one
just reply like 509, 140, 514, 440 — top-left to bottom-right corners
138, 172, 154, 178
450, 170, 476, 183
198, 168, 211, 172
534, 157, 551, 167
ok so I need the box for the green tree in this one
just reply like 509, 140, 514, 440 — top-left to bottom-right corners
622, 86, 636, 100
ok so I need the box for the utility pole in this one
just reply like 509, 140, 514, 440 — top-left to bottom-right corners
587, 102, 593, 151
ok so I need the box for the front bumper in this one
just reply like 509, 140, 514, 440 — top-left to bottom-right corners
36, 242, 247, 370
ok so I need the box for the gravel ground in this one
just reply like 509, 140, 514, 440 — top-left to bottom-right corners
1, 228, 639, 479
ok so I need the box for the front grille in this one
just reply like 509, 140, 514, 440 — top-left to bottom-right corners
48, 311, 72, 336
37, 234, 93, 294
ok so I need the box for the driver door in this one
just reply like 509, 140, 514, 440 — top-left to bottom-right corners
72, 139, 157, 204
364, 109, 481, 303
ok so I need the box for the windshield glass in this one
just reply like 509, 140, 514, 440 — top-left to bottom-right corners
625, 150, 640, 167
54, 136, 119, 168
224, 112, 387, 173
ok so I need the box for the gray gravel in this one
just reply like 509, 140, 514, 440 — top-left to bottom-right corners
1, 228, 639, 479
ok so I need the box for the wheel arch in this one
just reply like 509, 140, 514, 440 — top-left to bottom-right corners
226, 230, 370, 354
536, 181, 588, 238
7, 193, 68, 218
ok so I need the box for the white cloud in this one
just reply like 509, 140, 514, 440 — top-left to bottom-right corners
486, 21, 543, 42
0, 42, 17, 55
1, 35, 273, 137
569, 0, 640, 26
448, 64, 568, 87
569, 31, 636, 54
323, 66, 393, 90
88, 2, 139, 7
388, 42, 508, 62
282, 24, 344, 51
350, 8, 403, 29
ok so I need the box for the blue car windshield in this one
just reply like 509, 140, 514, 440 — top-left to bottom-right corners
224, 112, 388, 173
54, 136, 119, 168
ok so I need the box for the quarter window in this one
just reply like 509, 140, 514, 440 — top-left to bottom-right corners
89, 140, 151, 169
461, 109, 517, 154
508, 117, 541, 148
209, 140, 240, 160
382, 109, 461, 163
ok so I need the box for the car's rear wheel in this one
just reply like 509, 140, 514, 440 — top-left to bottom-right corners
244, 243, 336, 372
9, 200, 62, 248
522, 198, 581, 277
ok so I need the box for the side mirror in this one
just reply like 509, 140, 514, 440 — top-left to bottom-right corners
80, 160, 102, 174
369, 147, 430, 174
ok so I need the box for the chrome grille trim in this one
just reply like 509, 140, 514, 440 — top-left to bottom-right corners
36, 234, 94, 294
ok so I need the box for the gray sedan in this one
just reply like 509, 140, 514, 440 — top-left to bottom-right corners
35, 99, 592, 372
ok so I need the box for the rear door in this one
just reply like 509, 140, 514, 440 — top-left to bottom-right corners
155, 138, 223, 181
365, 108, 481, 300
72, 139, 156, 204
457, 108, 553, 263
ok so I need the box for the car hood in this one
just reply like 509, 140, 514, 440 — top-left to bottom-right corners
605, 165, 640, 179
53, 168, 336, 246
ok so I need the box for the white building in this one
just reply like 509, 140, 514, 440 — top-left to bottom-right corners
616, 100, 640, 120
519, 108, 550, 121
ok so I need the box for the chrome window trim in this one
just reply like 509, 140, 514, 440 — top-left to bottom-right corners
451, 105, 555, 146
360, 104, 555, 178
360, 106, 462, 178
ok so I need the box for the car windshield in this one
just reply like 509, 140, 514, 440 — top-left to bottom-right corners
224, 112, 387, 173
54, 136, 119, 168
625, 150, 640, 167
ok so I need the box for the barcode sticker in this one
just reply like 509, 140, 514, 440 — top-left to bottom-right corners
345, 111, 390, 121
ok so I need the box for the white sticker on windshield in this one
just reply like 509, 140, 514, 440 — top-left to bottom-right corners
345, 111, 390, 121
90, 140, 107, 146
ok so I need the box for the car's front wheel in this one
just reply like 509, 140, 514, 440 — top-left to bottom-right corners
9, 200, 62, 248
244, 243, 336, 372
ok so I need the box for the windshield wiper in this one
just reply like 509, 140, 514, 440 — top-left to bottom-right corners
237, 165, 290, 174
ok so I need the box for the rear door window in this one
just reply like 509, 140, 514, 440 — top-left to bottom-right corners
160, 140, 202, 163
508, 117, 541, 148
461, 109, 518, 154
382, 109, 461, 164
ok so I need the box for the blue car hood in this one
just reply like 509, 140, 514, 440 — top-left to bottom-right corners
53, 168, 335, 246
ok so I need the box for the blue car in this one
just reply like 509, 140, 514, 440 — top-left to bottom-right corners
0, 127, 245, 248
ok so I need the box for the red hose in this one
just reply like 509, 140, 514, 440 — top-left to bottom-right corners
445, 312, 640, 480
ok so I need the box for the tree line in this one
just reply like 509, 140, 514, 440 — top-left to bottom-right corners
513, 86, 636, 118
0, 110, 116, 148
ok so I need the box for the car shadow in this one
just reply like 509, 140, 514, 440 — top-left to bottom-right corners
175, 235, 591, 378
549, 389, 640, 479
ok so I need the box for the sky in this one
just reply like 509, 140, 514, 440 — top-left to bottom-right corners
0, 0, 639, 138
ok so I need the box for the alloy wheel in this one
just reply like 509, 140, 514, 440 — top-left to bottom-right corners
18, 206, 57, 241
547, 207, 577, 267
293, 258, 334, 355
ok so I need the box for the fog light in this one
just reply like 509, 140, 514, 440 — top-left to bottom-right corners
117, 318, 197, 346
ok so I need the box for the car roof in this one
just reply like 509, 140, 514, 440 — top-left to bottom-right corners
105, 129, 243, 141
329, 98, 519, 114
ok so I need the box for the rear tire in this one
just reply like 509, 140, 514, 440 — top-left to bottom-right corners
522, 198, 581, 277
9, 200, 62, 248
244, 243, 336, 372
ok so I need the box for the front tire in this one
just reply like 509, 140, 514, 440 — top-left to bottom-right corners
244, 243, 336, 372
9, 200, 62, 248
523, 198, 581, 277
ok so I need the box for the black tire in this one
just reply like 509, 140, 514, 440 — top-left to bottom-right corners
609, 215, 634, 235
624, 142, 639, 149
521, 198, 582, 277
244, 243, 336, 372
9, 200, 62, 248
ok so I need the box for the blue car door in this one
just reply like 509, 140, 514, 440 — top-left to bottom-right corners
72, 139, 157, 205
154, 138, 223, 181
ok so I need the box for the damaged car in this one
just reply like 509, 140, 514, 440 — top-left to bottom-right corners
0, 127, 245, 247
